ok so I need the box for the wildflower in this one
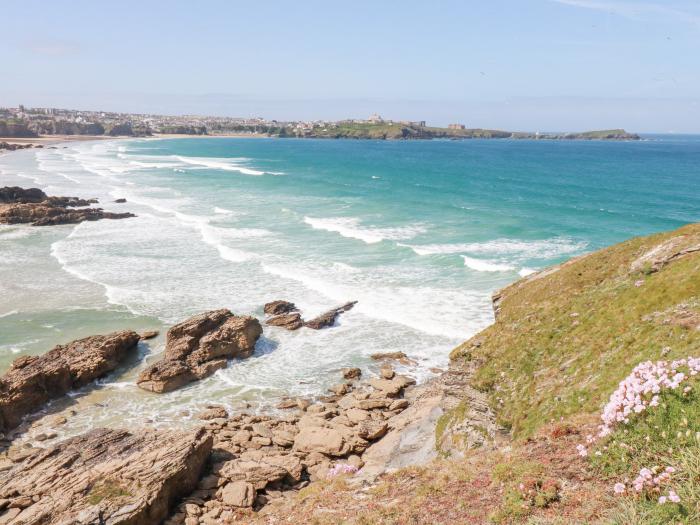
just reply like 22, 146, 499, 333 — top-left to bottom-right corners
613, 482, 625, 494
327, 463, 358, 478
576, 444, 588, 457
659, 495, 667, 504
668, 490, 680, 503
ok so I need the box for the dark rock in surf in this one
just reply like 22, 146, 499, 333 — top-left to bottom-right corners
263, 300, 298, 316
304, 301, 358, 330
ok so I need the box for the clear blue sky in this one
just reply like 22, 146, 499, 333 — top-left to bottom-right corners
3, 0, 700, 132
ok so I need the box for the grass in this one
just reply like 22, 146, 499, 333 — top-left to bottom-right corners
86, 479, 132, 505
449, 223, 700, 439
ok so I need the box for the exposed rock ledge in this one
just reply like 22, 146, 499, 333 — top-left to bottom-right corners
0, 331, 140, 433
137, 309, 262, 393
0, 186, 135, 226
262, 299, 358, 331
0, 428, 211, 525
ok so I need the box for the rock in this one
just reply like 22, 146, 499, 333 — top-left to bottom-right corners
356, 420, 388, 440
265, 312, 303, 331
347, 455, 364, 469
389, 399, 409, 411
304, 301, 358, 330
342, 367, 362, 380
0, 187, 135, 226
220, 481, 255, 507
114, 198, 127, 203
0, 331, 140, 432
346, 408, 371, 424
380, 366, 395, 379
370, 351, 416, 365
198, 406, 228, 420
0, 428, 211, 525
276, 398, 297, 409
140, 330, 159, 340
263, 300, 298, 316
328, 383, 350, 396
137, 309, 262, 393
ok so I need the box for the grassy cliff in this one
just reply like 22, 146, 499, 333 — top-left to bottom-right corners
449, 222, 700, 438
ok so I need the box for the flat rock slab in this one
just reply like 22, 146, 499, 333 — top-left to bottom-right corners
304, 301, 357, 330
0, 330, 140, 432
0, 427, 212, 525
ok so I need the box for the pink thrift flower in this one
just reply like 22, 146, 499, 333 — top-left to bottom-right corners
659, 496, 667, 504
613, 482, 625, 494
669, 490, 681, 503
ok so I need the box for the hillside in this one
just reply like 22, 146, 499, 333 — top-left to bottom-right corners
247, 223, 700, 524
299, 122, 641, 141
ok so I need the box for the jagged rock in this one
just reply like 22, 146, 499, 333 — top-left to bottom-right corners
368, 375, 415, 397
380, 366, 395, 379
0, 331, 140, 432
342, 367, 361, 380
263, 301, 297, 316
137, 310, 262, 393
0, 428, 211, 525
114, 198, 127, 203
0, 186, 135, 226
304, 301, 357, 329
220, 481, 255, 507
265, 312, 303, 331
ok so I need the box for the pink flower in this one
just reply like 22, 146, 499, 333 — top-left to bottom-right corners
659, 496, 667, 504
613, 482, 625, 494
669, 490, 680, 503
576, 444, 588, 457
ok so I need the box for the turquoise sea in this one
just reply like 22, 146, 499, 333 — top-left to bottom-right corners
1, 136, 699, 437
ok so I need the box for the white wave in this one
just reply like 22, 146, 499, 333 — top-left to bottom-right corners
0, 309, 19, 318
304, 216, 425, 244
214, 207, 234, 214
462, 256, 514, 272
261, 262, 491, 339
402, 237, 587, 259
217, 245, 254, 262
518, 267, 537, 277
0, 226, 37, 241
174, 155, 265, 175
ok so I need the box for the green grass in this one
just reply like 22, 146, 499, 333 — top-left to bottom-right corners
86, 479, 132, 505
449, 223, 700, 439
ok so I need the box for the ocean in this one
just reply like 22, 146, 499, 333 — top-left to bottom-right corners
1, 135, 699, 437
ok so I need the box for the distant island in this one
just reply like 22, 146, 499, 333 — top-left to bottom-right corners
0, 106, 640, 141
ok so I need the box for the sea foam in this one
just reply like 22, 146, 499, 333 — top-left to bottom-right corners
303, 216, 425, 244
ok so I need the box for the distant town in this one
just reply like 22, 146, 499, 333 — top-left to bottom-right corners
0, 105, 640, 141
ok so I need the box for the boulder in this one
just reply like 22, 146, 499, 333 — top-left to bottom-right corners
263, 301, 297, 316
0, 428, 211, 525
137, 310, 262, 393
265, 312, 303, 331
304, 301, 358, 330
220, 481, 255, 507
0, 331, 140, 432
342, 367, 362, 380
114, 198, 127, 203
140, 330, 159, 340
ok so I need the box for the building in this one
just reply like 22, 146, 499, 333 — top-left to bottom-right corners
368, 113, 384, 124
448, 123, 466, 130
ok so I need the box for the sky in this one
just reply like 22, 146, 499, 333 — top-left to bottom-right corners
2, 0, 700, 132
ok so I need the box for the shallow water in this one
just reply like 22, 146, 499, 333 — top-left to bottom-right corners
1, 136, 699, 438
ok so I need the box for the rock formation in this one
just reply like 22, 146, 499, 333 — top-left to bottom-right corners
0, 428, 211, 525
304, 301, 357, 330
0, 186, 135, 226
137, 309, 262, 393
0, 331, 140, 433
161, 367, 416, 522
263, 300, 303, 331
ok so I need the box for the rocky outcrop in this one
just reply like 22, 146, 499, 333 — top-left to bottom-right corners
137, 310, 262, 393
0, 186, 135, 226
304, 301, 357, 330
0, 428, 211, 525
163, 367, 416, 522
263, 301, 303, 331
0, 331, 140, 432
